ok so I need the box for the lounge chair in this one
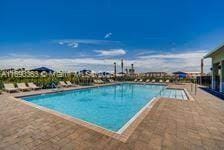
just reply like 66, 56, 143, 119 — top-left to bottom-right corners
98, 79, 104, 84
17, 83, 31, 91
28, 82, 41, 90
151, 79, 156, 83
146, 79, 150, 82
134, 79, 138, 82
109, 79, 114, 83
94, 79, 104, 84
159, 80, 163, 83
139, 79, 143, 82
94, 79, 100, 84
58, 81, 68, 87
165, 80, 170, 83
4, 83, 19, 93
66, 81, 76, 87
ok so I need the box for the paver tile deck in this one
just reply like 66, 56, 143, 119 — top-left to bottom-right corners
0, 83, 224, 149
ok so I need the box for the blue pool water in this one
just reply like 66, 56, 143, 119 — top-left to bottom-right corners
22, 83, 186, 132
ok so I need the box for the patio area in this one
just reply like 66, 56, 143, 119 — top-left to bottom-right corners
0, 83, 224, 150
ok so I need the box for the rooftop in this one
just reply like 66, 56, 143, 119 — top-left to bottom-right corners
204, 44, 224, 58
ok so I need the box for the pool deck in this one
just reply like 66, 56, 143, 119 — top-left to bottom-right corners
0, 83, 224, 149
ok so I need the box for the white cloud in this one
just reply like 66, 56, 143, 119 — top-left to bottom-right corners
0, 50, 211, 73
0, 56, 121, 72
104, 32, 112, 39
67, 42, 79, 48
133, 50, 211, 72
137, 50, 207, 59
58, 41, 79, 48
56, 39, 120, 47
58, 41, 64, 45
95, 49, 126, 56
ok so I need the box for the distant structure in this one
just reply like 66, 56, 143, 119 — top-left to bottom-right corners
97, 72, 112, 78
1, 68, 15, 72
173, 71, 202, 79
144, 72, 167, 78
185, 72, 202, 78
200, 59, 204, 84
173, 71, 187, 79
129, 64, 135, 75
125, 68, 128, 74
114, 62, 116, 76
2, 68, 26, 72
121, 59, 124, 74
117, 72, 125, 77
16, 68, 26, 71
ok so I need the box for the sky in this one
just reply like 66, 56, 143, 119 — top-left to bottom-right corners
1, 0, 224, 73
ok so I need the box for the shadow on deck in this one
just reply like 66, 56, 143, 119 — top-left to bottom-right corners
200, 87, 224, 100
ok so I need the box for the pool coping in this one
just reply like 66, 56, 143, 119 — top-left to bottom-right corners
9, 82, 192, 142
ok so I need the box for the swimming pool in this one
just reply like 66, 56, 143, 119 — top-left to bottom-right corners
22, 83, 186, 132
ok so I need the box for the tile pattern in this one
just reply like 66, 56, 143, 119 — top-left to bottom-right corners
0, 84, 224, 149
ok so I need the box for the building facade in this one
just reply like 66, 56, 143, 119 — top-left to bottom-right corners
204, 44, 224, 92
173, 71, 187, 79
186, 72, 203, 78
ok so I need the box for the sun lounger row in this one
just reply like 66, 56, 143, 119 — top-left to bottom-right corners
134, 79, 170, 83
3, 83, 41, 93
93, 79, 104, 84
58, 81, 77, 87
3, 81, 77, 93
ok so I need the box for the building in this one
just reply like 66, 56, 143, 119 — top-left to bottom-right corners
97, 72, 112, 78
116, 72, 125, 77
173, 71, 187, 79
144, 72, 167, 78
173, 71, 204, 79
185, 72, 203, 78
204, 44, 224, 92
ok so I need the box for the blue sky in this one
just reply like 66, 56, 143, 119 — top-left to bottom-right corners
1, 0, 224, 72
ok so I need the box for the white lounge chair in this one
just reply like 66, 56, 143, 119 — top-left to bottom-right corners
94, 79, 100, 84
28, 82, 41, 90
134, 79, 138, 82
165, 80, 170, 83
66, 81, 76, 87
159, 80, 163, 83
98, 79, 104, 84
94, 79, 104, 84
139, 79, 143, 82
17, 83, 31, 91
109, 79, 114, 83
146, 79, 150, 82
4, 83, 18, 93
58, 81, 68, 87
151, 79, 156, 83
